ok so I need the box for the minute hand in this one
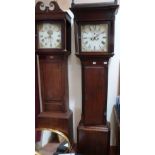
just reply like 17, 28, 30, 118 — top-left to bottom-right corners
95, 32, 106, 38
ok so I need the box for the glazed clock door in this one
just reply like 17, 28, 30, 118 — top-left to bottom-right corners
83, 62, 108, 125
39, 55, 67, 112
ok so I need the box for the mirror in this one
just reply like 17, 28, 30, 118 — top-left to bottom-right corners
35, 128, 72, 155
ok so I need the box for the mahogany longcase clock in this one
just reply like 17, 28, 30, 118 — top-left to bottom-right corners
35, 1, 73, 142
71, 1, 119, 154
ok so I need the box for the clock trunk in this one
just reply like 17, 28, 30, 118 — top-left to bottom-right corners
82, 60, 108, 125
39, 55, 69, 112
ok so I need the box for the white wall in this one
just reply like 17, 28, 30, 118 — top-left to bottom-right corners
107, 10, 120, 145
35, 0, 120, 144
68, 11, 82, 142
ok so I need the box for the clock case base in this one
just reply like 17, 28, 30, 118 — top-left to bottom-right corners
37, 110, 73, 143
77, 121, 110, 155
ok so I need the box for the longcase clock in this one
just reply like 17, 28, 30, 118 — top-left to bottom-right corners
71, 1, 119, 154
35, 1, 73, 142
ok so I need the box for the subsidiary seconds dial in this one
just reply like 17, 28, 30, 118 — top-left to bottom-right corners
81, 24, 108, 52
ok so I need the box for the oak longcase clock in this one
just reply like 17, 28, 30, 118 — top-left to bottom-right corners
35, 1, 73, 142
71, 1, 119, 155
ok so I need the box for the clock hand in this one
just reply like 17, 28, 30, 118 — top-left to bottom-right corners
47, 29, 53, 47
90, 37, 95, 41
95, 32, 105, 38
49, 35, 53, 47
94, 32, 107, 40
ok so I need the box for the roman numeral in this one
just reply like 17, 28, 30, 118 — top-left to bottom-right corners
85, 41, 88, 45
89, 26, 92, 31
93, 25, 96, 30
101, 41, 105, 45
98, 26, 101, 31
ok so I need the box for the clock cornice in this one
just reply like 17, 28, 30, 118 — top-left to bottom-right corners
71, 2, 119, 21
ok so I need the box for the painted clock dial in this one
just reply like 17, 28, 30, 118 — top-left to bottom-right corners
81, 24, 108, 52
37, 23, 62, 49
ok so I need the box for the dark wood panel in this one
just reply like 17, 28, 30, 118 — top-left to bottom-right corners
77, 122, 110, 155
42, 62, 63, 100
83, 63, 108, 125
39, 55, 66, 112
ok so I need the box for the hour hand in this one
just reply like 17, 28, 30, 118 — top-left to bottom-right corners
95, 32, 105, 38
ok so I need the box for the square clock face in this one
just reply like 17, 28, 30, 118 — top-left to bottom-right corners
81, 24, 108, 52
37, 23, 62, 49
